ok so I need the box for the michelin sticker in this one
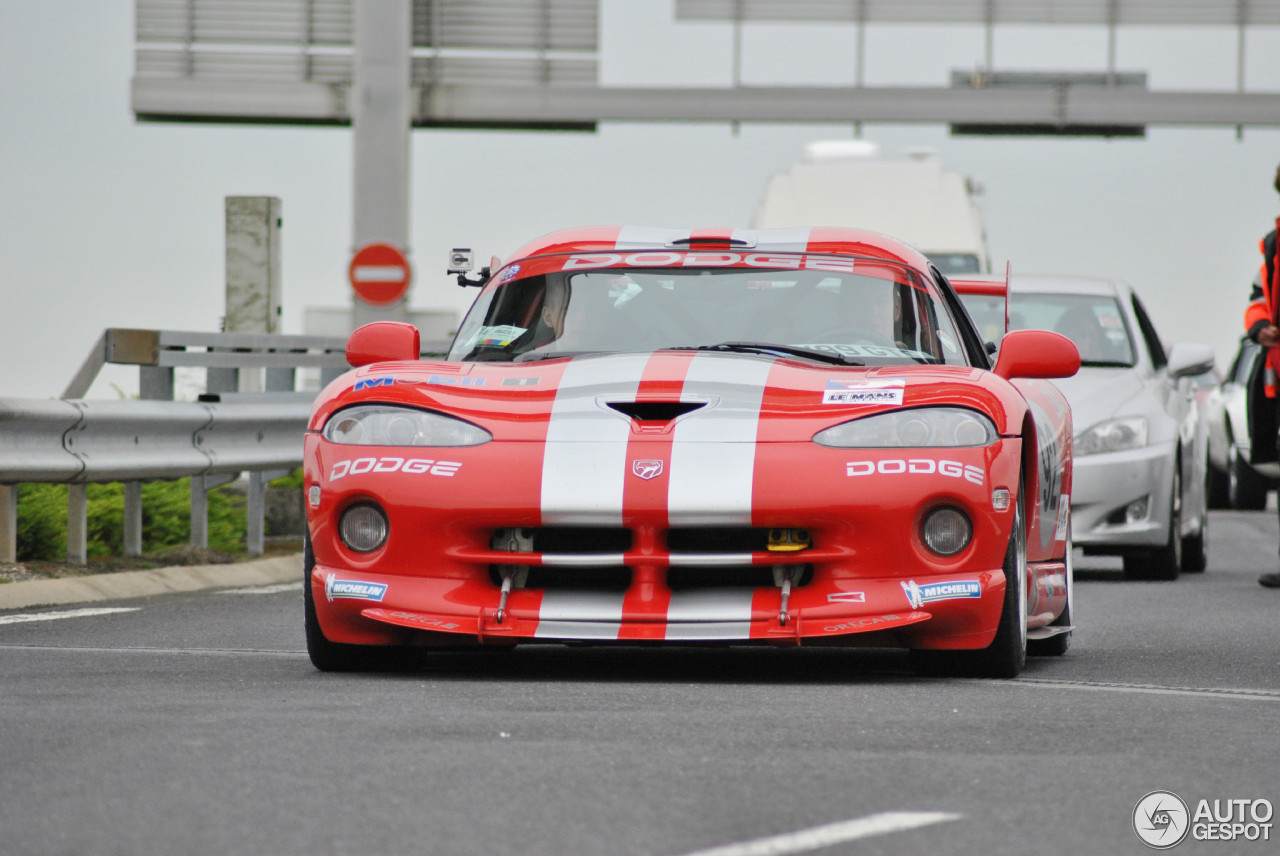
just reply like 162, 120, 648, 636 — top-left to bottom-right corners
901, 579, 982, 609
823, 378, 905, 406
325, 574, 388, 603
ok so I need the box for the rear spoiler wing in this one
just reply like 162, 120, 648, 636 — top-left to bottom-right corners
950, 264, 1010, 334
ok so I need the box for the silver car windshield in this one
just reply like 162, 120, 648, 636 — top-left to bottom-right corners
1009, 294, 1135, 367
449, 262, 969, 367
960, 292, 1136, 368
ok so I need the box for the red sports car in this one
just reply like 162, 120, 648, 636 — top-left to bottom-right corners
303, 227, 1078, 677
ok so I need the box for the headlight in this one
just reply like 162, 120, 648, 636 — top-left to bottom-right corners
1075, 416, 1147, 456
813, 407, 997, 448
323, 405, 491, 447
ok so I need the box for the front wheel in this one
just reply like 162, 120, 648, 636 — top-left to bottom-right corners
303, 531, 422, 672
913, 480, 1027, 678
1228, 442, 1269, 510
1123, 463, 1182, 581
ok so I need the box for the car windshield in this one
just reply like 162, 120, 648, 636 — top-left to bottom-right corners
958, 292, 1134, 367
448, 258, 969, 367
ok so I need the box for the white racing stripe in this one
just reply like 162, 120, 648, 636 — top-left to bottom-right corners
0, 607, 139, 625
668, 353, 774, 525
675, 811, 962, 856
665, 590, 754, 640
615, 226, 690, 249
534, 591, 625, 639
733, 227, 812, 253
541, 354, 648, 525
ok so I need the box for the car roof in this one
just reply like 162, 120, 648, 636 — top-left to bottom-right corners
1007, 274, 1127, 298
502, 226, 934, 271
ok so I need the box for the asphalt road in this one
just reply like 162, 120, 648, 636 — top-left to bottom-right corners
2, 510, 1279, 856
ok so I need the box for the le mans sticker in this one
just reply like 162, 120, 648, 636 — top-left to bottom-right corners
823, 378, 905, 406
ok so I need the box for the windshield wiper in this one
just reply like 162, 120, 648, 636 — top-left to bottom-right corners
513, 350, 608, 363
669, 342, 864, 366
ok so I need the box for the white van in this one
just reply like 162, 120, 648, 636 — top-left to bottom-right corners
751, 141, 990, 275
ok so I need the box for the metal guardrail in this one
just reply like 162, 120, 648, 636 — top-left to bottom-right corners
62, 327, 353, 400
0, 397, 313, 565
0, 329, 352, 565
1, 328, 454, 565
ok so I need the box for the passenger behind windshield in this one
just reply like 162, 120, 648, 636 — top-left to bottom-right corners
450, 263, 967, 367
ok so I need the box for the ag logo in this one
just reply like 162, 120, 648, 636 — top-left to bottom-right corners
631, 459, 664, 480
1133, 791, 1190, 849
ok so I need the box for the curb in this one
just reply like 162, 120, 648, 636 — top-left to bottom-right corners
0, 553, 303, 611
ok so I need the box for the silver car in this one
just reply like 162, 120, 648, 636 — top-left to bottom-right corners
1203, 337, 1278, 509
961, 275, 1216, 580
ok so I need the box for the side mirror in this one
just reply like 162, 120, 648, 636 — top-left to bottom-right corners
992, 329, 1080, 380
1166, 342, 1216, 380
346, 322, 421, 367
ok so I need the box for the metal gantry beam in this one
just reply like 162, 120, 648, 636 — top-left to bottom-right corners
673, 0, 1280, 26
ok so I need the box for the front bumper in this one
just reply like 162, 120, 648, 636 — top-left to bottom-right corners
305, 436, 1027, 650
1069, 441, 1174, 551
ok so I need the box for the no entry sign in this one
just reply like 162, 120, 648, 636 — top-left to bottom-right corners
349, 243, 411, 305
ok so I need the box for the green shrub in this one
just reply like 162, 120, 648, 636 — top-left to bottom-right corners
268, 467, 304, 489
16, 478, 247, 561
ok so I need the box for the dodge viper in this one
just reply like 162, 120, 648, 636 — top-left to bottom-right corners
303, 227, 1079, 677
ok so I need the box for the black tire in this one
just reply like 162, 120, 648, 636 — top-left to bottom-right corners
1028, 531, 1073, 658
1123, 464, 1182, 581
303, 530, 421, 672
1228, 442, 1269, 510
1206, 459, 1230, 509
912, 481, 1027, 678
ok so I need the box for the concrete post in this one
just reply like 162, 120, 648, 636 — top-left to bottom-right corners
226, 196, 283, 394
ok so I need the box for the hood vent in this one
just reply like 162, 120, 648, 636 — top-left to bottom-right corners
606, 401, 705, 423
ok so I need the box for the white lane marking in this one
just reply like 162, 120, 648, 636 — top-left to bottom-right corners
675, 811, 962, 856
1008, 677, 1280, 702
217, 582, 302, 596
0, 607, 139, 626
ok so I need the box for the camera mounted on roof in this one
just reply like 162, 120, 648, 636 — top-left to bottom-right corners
448, 248, 490, 288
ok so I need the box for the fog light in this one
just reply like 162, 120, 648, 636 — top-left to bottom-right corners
339, 503, 388, 552
1124, 497, 1149, 524
921, 507, 972, 556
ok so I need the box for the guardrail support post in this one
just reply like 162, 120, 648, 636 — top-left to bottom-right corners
0, 485, 17, 563
123, 481, 143, 556
68, 484, 88, 564
190, 476, 208, 549
247, 472, 265, 555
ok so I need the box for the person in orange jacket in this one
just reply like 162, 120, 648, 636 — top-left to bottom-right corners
1243, 164, 1280, 587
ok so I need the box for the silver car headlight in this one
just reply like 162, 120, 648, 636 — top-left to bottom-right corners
813, 407, 997, 448
1075, 416, 1147, 456
323, 405, 491, 447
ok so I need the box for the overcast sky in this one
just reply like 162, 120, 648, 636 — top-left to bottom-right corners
5, 1, 1280, 398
